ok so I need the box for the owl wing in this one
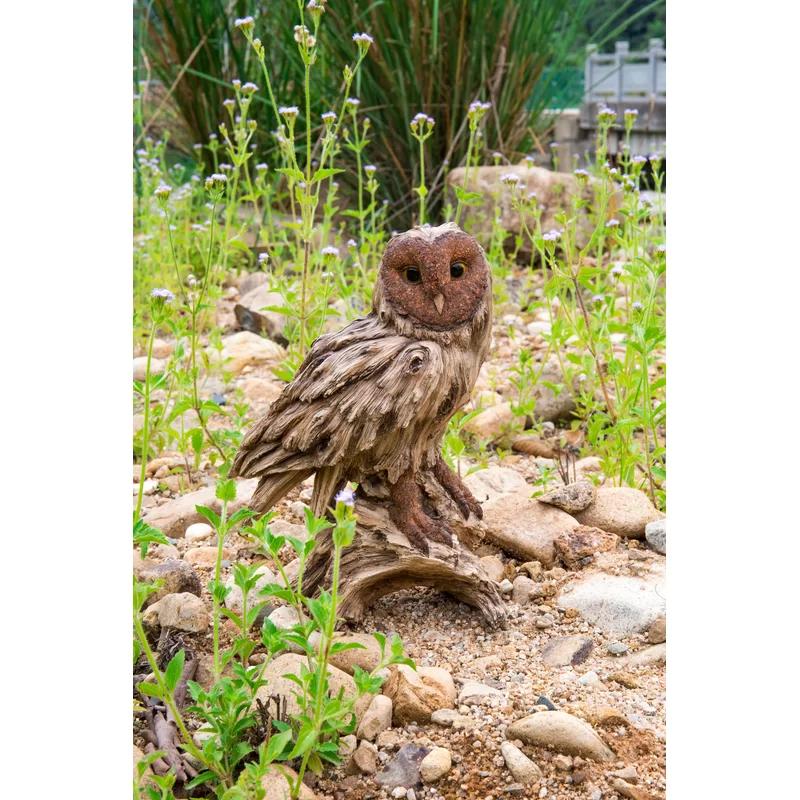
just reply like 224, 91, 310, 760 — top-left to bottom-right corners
231, 315, 452, 513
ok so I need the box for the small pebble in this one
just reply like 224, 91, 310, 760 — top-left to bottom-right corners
607, 641, 629, 656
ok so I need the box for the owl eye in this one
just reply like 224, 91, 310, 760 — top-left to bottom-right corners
450, 261, 466, 279
403, 267, 422, 284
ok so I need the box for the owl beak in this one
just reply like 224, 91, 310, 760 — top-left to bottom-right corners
433, 293, 445, 315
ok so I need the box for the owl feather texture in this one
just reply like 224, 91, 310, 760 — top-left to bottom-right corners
231, 222, 492, 554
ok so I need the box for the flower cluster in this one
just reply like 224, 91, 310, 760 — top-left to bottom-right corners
467, 100, 491, 128
321, 245, 339, 258
154, 183, 172, 205
542, 229, 562, 242
597, 105, 617, 124
409, 113, 435, 139
321, 110, 336, 124
345, 97, 360, 110
204, 173, 228, 197
293, 24, 316, 49
234, 16, 255, 34
500, 172, 522, 186
352, 32, 374, 54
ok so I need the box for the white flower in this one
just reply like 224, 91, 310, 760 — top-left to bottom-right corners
364, 164, 376, 174
154, 183, 172, 201
234, 16, 255, 32
542, 229, 561, 242
606, 218, 620, 228
241, 82, 258, 95
574, 168, 590, 178
321, 246, 339, 257
255, 163, 267, 172
352, 32, 374, 47
279, 105, 299, 119
335, 486, 356, 506
321, 110, 336, 123
500, 173, 521, 186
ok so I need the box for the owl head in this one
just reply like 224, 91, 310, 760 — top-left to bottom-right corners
375, 223, 490, 330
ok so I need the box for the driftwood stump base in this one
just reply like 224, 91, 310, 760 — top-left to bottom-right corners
304, 479, 507, 627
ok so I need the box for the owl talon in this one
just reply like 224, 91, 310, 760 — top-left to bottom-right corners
434, 456, 484, 521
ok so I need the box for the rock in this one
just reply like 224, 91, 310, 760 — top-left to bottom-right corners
575, 488, 664, 539
553, 525, 618, 569
382, 665, 456, 725
511, 436, 557, 458
260, 765, 317, 799
499, 578, 513, 594
541, 636, 594, 668
357, 694, 393, 741
347, 740, 378, 775
535, 614, 555, 629
463, 466, 529, 503
376, 744, 430, 790
645, 519, 666, 554
616, 643, 666, 668
133, 356, 165, 381
240, 376, 284, 408
610, 766, 639, 783
144, 592, 208, 632
254, 653, 371, 721
501, 741, 542, 785
579, 670, 600, 686
184, 546, 234, 568
458, 680, 504, 706
185, 522, 214, 542
481, 489, 579, 567
607, 641, 629, 656
479, 555, 506, 583
419, 747, 452, 783
211, 331, 285, 376
224, 564, 277, 624
134, 558, 201, 606
327, 632, 382, 674
234, 285, 287, 343
558, 568, 666, 637
377, 729, 405, 749
607, 671, 640, 689
536, 696, 557, 710
142, 479, 258, 538
647, 615, 666, 644
238, 270, 269, 296
430, 708, 475, 729
267, 605, 305, 631
151, 338, 174, 359
531, 366, 576, 423
507, 711, 614, 762
553, 754, 574, 771
464, 402, 515, 440
538, 481, 596, 514
511, 575, 536, 604
447, 164, 610, 249
609, 777, 652, 800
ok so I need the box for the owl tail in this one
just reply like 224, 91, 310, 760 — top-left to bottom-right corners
249, 469, 313, 514
310, 465, 346, 518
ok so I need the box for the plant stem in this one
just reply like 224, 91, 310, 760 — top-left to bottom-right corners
212, 498, 229, 681
134, 320, 157, 523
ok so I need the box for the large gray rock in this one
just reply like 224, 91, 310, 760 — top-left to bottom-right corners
210, 331, 285, 375
143, 592, 208, 633
234, 284, 287, 344
538, 481, 596, 514
645, 519, 667, 554
446, 163, 613, 250
541, 635, 594, 667
481, 489, 580, 566
142, 479, 258, 538
506, 711, 614, 761
575, 487, 664, 539
500, 741, 542, 785
558, 567, 666, 637
376, 744, 430, 790
253, 653, 371, 721
134, 558, 201, 606
463, 466, 529, 503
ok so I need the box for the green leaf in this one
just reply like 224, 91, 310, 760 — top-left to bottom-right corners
216, 479, 237, 503
287, 721, 317, 759
164, 649, 185, 693
137, 681, 164, 699
195, 504, 220, 529
276, 167, 305, 182
264, 727, 293, 763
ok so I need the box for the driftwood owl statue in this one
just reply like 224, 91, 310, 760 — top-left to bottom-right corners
231, 222, 492, 553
